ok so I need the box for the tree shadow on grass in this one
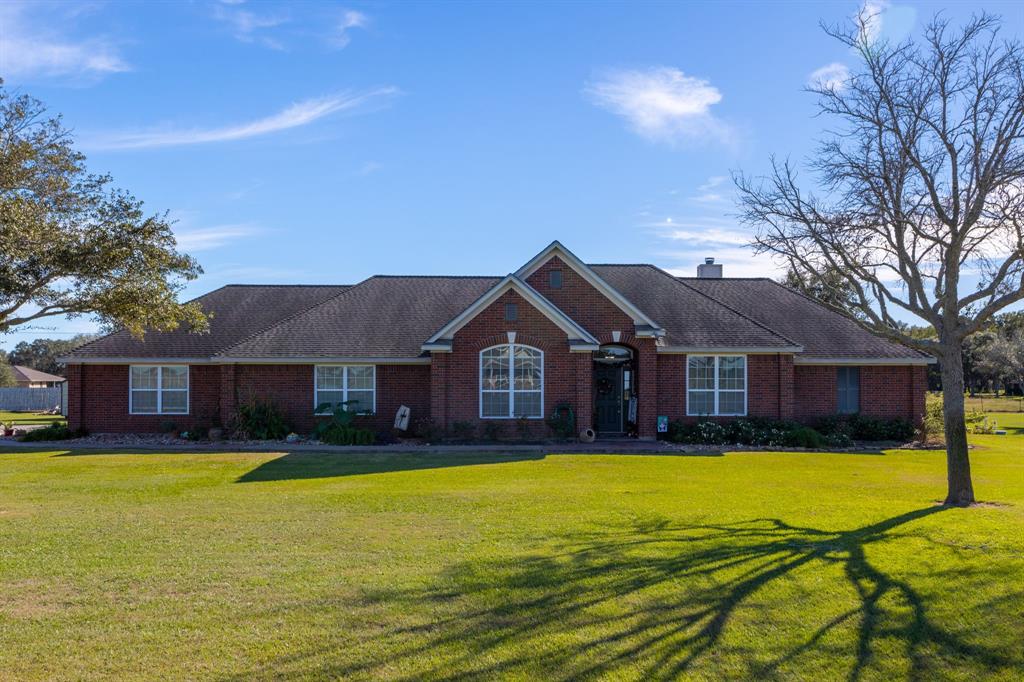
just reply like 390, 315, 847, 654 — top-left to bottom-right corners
235, 451, 547, 482
227, 506, 1021, 681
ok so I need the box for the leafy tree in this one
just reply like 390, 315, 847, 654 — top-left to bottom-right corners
736, 14, 1024, 505
0, 82, 207, 338
976, 330, 1024, 394
0, 362, 14, 387
783, 265, 858, 312
7, 334, 100, 376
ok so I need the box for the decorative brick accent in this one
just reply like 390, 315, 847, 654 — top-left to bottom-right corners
443, 289, 581, 438
526, 255, 635, 337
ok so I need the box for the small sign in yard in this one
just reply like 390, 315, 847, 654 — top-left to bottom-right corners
657, 415, 668, 433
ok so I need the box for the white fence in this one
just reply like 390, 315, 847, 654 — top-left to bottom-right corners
0, 386, 64, 413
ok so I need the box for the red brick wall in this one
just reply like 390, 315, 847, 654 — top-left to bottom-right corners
657, 354, 795, 422
68, 362, 430, 436
69, 364, 221, 433
233, 363, 430, 435
861, 365, 926, 426
794, 365, 838, 420
525, 256, 635, 337
795, 364, 926, 426
67, 357, 926, 436
441, 289, 582, 438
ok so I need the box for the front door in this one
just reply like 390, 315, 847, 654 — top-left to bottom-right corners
594, 363, 624, 434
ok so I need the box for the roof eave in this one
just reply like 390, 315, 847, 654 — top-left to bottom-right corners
794, 356, 936, 365
657, 345, 804, 354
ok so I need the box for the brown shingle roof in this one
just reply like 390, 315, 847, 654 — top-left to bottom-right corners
64, 267, 928, 362
70, 285, 351, 358
218, 276, 502, 358
12, 366, 65, 382
591, 265, 799, 349
680, 277, 928, 359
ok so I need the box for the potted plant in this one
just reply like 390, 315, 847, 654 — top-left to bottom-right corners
2, 422, 14, 437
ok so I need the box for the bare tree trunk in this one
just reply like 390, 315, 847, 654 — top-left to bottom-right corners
940, 346, 975, 506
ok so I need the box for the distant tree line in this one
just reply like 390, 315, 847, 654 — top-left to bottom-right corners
0, 334, 99, 386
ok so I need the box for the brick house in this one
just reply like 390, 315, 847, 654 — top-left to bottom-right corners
63, 242, 932, 439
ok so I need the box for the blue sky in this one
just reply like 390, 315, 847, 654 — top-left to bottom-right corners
2, 0, 1022, 350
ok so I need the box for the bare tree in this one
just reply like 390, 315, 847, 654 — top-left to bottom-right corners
735, 13, 1024, 506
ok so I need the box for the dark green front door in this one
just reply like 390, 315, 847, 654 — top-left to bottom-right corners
594, 363, 624, 434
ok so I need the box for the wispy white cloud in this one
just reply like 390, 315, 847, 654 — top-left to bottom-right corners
663, 246, 784, 279
331, 10, 369, 49
213, 2, 289, 50
808, 62, 850, 91
0, 2, 130, 82
855, 0, 916, 46
86, 89, 399, 150
355, 161, 384, 176
585, 66, 735, 147
174, 224, 264, 252
690, 175, 730, 203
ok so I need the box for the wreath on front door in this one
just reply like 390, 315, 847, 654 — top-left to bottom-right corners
596, 377, 614, 395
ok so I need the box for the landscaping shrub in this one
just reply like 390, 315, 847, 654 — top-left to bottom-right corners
921, 394, 945, 442
183, 425, 209, 441
784, 426, 825, 449
815, 414, 915, 442
515, 416, 532, 441
312, 401, 375, 446
158, 420, 179, 434
410, 416, 441, 441
235, 398, 290, 440
482, 421, 504, 441
546, 402, 576, 439
450, 421, 476, 441
19, 424, 88, 442
666, 418, 807, 447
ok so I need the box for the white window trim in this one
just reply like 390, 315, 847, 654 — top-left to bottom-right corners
479, 343, 544, 419
686, 355, 748, 417
128, 365, 190, 415
313, 365, 377, 415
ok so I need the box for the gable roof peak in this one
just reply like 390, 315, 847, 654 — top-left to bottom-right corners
514, 241, 664, 335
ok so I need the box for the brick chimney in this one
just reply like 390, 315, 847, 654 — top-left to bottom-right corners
697, 257, 723, 278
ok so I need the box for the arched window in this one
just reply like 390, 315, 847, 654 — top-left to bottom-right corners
480, 344, 544, 418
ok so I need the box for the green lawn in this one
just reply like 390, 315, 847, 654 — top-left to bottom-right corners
0, 410, 65, 426
1, 420, 1022, 680
964, 394, 1024, 413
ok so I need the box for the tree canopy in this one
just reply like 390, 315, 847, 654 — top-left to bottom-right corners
6, 334, 99, 376
736, 12, 1024, 505
0, 82, 207, 338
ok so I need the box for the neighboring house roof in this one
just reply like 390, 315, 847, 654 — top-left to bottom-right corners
68, 285, 351, 360
680, 277, 930, 362
592, 265, 801, 352
12, 366, 66, 383
218, 276, 502, 360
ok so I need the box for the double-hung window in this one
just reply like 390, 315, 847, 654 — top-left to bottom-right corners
314, 365, 376, 414
129, 365, 189, 415
687, 355, 746, 416
837, 367, 860, 414
480, 344, 543, 418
